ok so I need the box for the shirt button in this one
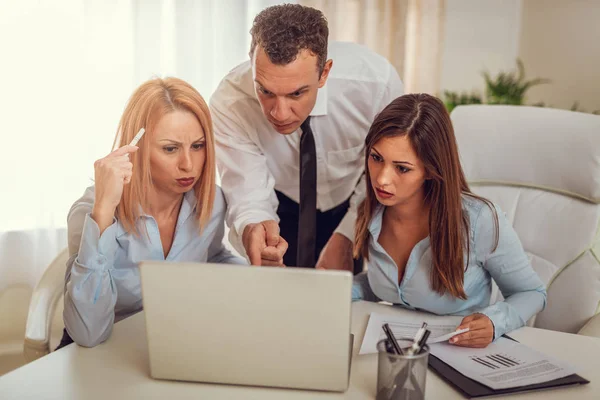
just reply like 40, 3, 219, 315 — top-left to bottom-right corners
97, 256, 105, 265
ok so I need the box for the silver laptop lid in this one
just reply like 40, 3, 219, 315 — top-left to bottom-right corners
140, 262, 353, 392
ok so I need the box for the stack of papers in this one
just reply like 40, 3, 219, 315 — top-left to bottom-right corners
429, 337, 577, 390
359, 311, 578, 390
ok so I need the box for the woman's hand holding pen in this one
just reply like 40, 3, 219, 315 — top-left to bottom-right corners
91, 145, 139, 234
451, 313, 494, 348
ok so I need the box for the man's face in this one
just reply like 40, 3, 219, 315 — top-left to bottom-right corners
252, 46, 332, 135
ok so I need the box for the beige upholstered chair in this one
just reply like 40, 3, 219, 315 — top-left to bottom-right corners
451, 105, 600, 336
23, 248, 68, 362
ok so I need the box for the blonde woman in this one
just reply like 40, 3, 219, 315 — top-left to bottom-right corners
61, 77, 245, 348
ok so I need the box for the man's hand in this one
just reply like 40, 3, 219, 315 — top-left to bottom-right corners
316, 233, 355, 271
242, 220, 288, 267
451, 313, 494, 348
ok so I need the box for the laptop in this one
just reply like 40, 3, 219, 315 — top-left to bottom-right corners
139, 262, 353, 392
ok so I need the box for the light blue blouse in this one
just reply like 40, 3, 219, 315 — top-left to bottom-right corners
63, 185, 246, 347
352, 196, 547, 339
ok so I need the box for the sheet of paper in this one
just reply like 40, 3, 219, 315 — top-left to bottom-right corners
429, 337, 577, 390
359, 312, 465, 354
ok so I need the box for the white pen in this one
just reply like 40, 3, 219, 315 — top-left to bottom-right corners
413, 322, 428, 343
125, 128, 145, 159
407, 322, 428, 355
130, 127, 146, 146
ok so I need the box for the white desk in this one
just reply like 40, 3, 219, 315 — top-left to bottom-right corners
1, 301, 599, 399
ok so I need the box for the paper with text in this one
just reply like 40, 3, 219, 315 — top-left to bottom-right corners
429, 337, 577, 389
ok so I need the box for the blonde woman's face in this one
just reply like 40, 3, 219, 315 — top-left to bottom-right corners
149, 110, 206, 195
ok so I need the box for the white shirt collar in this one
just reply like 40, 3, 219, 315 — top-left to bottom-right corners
310, 82, 328, 116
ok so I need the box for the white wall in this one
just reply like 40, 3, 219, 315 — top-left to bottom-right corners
440, 0, 523, 94
518, 0, 600, 112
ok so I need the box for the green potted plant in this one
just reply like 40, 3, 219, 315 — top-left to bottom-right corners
443, 90, 482, 113
482, 59, 550, 105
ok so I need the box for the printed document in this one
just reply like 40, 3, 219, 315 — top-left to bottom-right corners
429, 337, 577, 389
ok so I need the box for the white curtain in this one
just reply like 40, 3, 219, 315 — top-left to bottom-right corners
0, 0, 291, 294
301, 0, 409, 83
0, 0, 446, 294
0, 0, 135, 294
302, 0, 446, 95
403, 0, 446, 94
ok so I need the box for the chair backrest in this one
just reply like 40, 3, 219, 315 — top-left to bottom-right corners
451, 105, 600, 334
23, 248, 68, 362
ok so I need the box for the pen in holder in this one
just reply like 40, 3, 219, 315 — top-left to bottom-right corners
377, 323, 430, 400
376, 339, 429, 400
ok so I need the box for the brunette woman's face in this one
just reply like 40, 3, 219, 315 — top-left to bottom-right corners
367, 135, 428, 207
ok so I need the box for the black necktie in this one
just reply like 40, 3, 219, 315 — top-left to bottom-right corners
297, 117, 317, 268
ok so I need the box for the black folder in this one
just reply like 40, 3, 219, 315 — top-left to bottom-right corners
427, 336, 590, 398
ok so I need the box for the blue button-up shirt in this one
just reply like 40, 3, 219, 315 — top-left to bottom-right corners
63, 185, 246, 347
352, 196, 547, 339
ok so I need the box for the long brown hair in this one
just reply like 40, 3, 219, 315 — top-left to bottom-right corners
354, 94, 498, 299
112, 77, 216, 235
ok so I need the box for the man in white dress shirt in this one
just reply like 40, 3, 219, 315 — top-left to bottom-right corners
210, 4, 403, 272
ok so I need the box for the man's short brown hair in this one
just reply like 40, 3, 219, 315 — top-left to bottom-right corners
249, 4, 329, 74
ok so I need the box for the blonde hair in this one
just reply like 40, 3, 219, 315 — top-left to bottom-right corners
112, 77, 216, 235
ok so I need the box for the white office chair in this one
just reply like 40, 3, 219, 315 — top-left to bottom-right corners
451, 105, 600, 336
23, 248, 68, 362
